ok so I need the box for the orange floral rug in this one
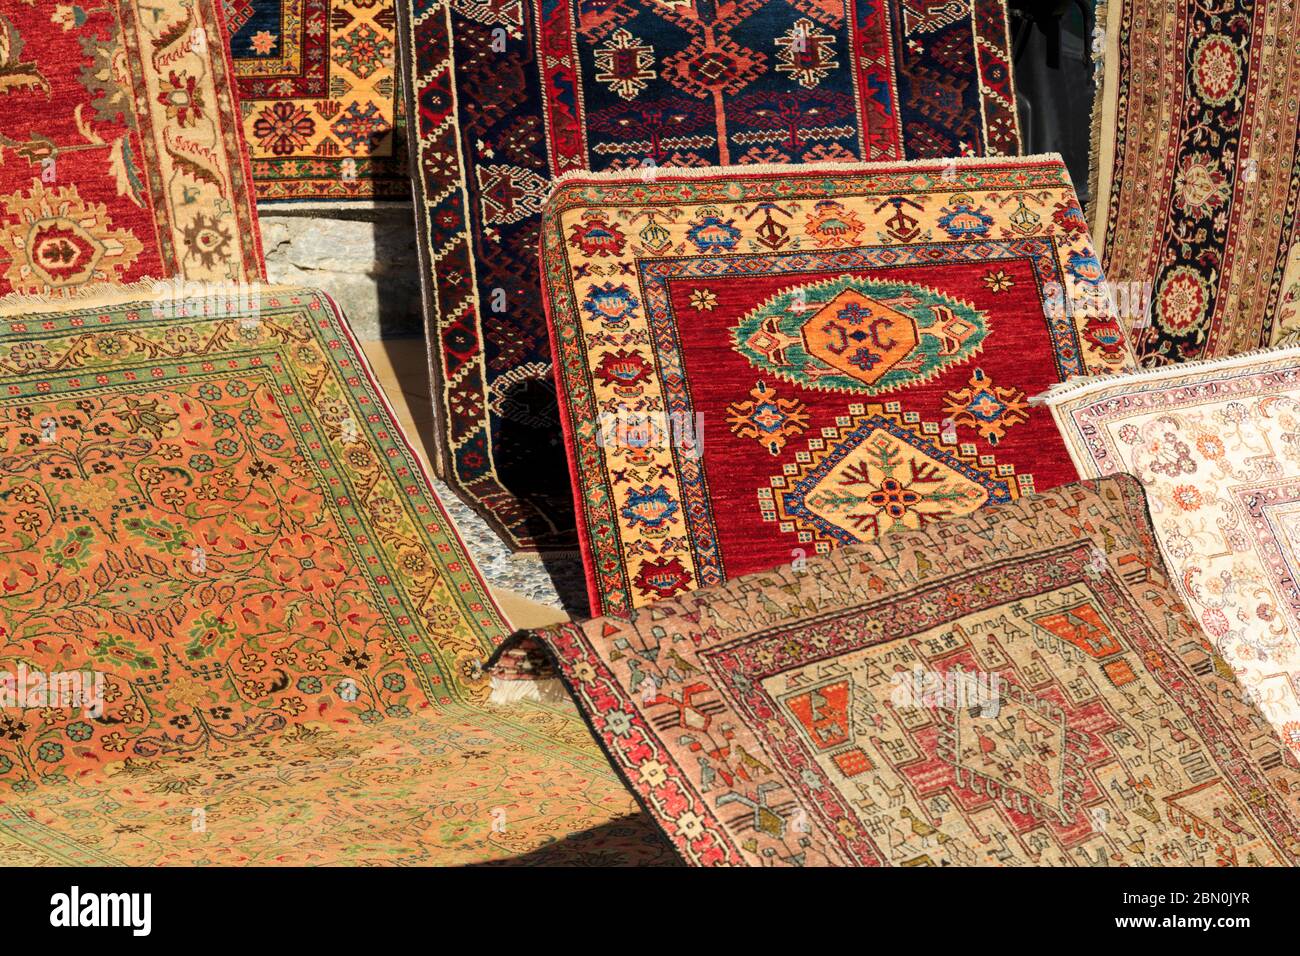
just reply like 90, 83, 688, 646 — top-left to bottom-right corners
0, 703, 674, 865
0, 0, 264, 296
0, 283, 676, 864
0, 285, 502, 787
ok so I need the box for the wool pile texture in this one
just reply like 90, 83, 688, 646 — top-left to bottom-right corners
1090, 0, 1300, 362
225, 0, 407, 201
0, 286, 673, 864
541, 155, 1134, 616
1050, 347, 1300, 751
0, 0, 264, 296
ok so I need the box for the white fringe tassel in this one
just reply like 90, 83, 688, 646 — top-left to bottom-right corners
489, 675, 570, 707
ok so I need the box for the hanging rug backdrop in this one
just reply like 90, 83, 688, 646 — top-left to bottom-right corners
1049, 346, 1300, 753
542, 155, 1135, 617
0, 285, 506, 788
496, 476, 1300, 866
1089, 0, 1300, 363
397, 0, 1023, 553
0, 0, 265, 297
222, 0, 407, 202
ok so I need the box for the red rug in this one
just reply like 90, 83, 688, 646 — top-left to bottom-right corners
541, 156, 1137, 616
0, 0, 264, 297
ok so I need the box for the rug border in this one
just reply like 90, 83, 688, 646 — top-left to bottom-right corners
226, 0, 408, 204
395, 0, 554, 554
492, 474, 1264, 867
398, 2, 1030, 554
209, 0, 269, 280
0, 281, 515, 701
484, 626, 701, 865
1085, 0, 1121, 251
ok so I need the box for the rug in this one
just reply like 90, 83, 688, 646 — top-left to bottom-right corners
543, 155, 1135, 616
397, 0, 1023, 554
0, 0, 264, 296
496, 476, 1300, 866
224, 0, 407, 202
0, 701, 676, 865
1049, 346, 1300, 750
1089, 0, 1300, 363
0, 285, 505, 789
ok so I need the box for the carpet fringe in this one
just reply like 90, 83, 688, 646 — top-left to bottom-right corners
1085, 1, 1114, 243
546, 151, 1070, 198
0, 279, 308, 318
488, 675, 571, 707
1043, 341, 1300, 409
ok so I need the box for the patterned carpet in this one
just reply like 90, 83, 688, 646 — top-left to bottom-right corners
224, 0, 407, 201
397, 0, 1022, 553
540, 156, 1135, 616
1090, 0, 1300, 361
0, 0, 264, 295
1051, 347, 1300, 751
506, 477, 1300, 866
0, 284, 673, 864
0, 702, 674, 865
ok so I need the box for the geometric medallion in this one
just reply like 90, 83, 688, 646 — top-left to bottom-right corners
762, 403, 1018, 550
732, 275, 987, 394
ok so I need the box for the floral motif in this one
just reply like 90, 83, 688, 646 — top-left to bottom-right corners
0, 182, 143, 294
685, 207, 742, 252
1173, 153, 1230, 219
0, 289, 504, 788
568, 211, 626, 257
1190, 34, 1242, 107
983, 269, 1014, 293
253, 102, 316, 156
0, 14, 48, 92
583, 282, 640, 329
0, 0, 263, 296
1154, 266, 1210, 336
1051, 353, 1300, 747
179, 213, 233, 270
941, 367, 1029, 446
156, 70, 204, 126
330, 100, 389, 150
335, 22, 392, 79
937, 196, 994, 238
1091, 2, 1300, 361
726, 380, 810, 455
620, 484, 680, 535
689, 289, 717, 311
